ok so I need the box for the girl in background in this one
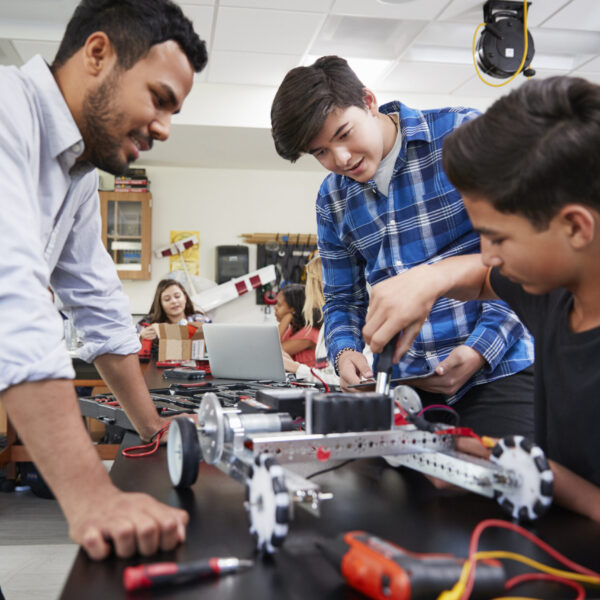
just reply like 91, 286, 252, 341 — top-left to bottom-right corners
283, 254, 372, 385
137, 278, 210, 357
275, 283, 321, 368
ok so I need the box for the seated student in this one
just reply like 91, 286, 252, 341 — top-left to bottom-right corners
283, 253, 373, 385
363, 76, 600, 522
270, 55, 535, 440
275, 283, 321, 368
137, 278, 210, 356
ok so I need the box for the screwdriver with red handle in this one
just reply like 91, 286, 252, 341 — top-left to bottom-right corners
123, 556, 253, 591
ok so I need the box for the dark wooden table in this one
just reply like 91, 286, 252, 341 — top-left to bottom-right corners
59, 425, 600, 599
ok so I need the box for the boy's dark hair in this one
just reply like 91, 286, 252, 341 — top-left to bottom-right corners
271, 56, 366, 162
52, 0, 207, 73
147, 279, 194, 324
443, 76, 600, 230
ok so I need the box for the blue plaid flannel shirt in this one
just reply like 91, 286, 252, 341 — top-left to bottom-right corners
316, 101, 534, 403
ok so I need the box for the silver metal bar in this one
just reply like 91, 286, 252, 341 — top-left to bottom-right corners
387, 449, 520, 498
246, 427, 455, 464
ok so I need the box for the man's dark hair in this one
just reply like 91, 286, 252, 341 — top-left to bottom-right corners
271, 56, 366, 162
443, 76, 600, 229
52, 0, 207, 73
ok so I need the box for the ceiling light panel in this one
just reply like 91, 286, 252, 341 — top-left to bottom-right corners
405, 45, 473, 65
541, 0, 600, 32
379, 60, 474, 94
413, 21, 481, 48
179, 4, 214, 43
177, 0, 215, 5
436, 0, 490, 24
207, 50, 301, 86
219, 0, 328, 11
12, 40, 59, 65
0, 0, 77, 22
576, 55, 600, 72
331, 0, 450, 20
213, 7, 324, 54
436, 0, 570, 28
453, 68, 568, 98
0, 40, 22, 66
303, 54, 394, 88
532, 27, 600, 55
311, 15, 426, 60
571, 70, 600, 84
0, 20, 65, 42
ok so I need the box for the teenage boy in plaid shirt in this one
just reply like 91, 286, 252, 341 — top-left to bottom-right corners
271, 55, 534, 438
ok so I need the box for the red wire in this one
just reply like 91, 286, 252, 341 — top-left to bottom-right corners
461, 519, 600, 599
417, 403, 457, 417
122, 424, 170, 458
434, 427, 487, 448
505, 573, 585, 600
310, 368, 330, 392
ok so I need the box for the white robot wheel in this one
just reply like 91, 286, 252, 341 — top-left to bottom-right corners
491, 435, 553, 521
245, 455, 290, 554
167, 416, 201, 488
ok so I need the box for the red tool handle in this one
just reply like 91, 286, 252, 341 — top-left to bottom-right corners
123, 558, 219, 591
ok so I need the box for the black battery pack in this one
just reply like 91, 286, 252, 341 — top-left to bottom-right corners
309, 392, 392, 434
255, 388, 306, 419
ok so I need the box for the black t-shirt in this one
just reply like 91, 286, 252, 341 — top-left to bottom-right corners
490, 267, 600, 486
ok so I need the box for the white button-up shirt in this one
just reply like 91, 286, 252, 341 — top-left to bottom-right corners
0, 55, 140, 392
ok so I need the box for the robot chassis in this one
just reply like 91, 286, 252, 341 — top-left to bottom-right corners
167, 387, 554, 554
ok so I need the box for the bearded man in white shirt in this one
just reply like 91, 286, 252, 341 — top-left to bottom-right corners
0, 0, 207, 561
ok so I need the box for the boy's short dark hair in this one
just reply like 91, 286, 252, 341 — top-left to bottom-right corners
271, 56, 366, 162
443, 76, 600, 229
52, 0, 207, 73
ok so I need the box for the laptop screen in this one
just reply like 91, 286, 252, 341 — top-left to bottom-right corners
202, 323, 287, 382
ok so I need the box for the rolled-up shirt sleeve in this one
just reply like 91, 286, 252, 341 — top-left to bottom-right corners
0, 58, 139, 393
0, 83, 74, 391
464, 299, 533, 372
50, 175, 140, 363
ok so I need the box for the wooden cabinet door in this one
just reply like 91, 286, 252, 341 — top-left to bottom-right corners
99, 191, 152, 280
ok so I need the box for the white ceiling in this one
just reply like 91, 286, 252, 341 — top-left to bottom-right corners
1, 0, 600, 171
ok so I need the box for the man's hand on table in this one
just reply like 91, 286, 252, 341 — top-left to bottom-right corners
69, 486, 189, 560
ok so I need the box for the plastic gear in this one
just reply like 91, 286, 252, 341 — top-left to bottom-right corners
245, 455, 290, 553
491, 435, 553, 520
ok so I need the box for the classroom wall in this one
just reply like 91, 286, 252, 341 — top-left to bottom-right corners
120, 165, 325, 323
118, 89, 498, 325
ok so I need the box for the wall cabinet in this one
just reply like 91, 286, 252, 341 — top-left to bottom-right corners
99, 191, 152, 280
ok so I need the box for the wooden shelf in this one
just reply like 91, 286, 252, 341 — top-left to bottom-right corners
99, 191, 152, 280
240, 232, 317, 245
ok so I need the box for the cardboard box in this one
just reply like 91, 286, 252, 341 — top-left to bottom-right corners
157, 323, 204, 361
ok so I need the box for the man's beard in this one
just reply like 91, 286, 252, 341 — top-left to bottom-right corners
81, 72, 133, 175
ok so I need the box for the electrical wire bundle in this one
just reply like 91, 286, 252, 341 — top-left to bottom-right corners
438, 519, 600, 600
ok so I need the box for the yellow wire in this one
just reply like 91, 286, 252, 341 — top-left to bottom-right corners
472, 0, 531, 87
481, 435, 496, 448
437, 560, 471, 600
476, 551, 600, 585
436, 549, 600, 600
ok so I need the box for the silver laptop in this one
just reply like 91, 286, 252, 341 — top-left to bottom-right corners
202, 323, 287, 382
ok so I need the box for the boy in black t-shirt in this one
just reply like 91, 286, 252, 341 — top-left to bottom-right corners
362, 76, 600, 523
